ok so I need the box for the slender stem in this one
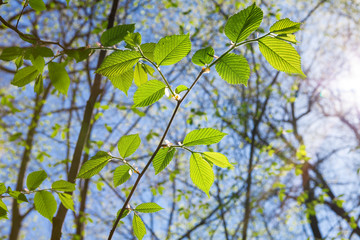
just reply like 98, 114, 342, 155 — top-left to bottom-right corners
15, 0, 28, 29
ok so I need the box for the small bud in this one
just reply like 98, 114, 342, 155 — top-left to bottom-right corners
202, 67, 210, 73
173, 94, 181, 101
24, 188, 30, 194
96, 42, 102, 47
165, 88, 170, 97
177, 142, 183, 146
165, 140, 173, 147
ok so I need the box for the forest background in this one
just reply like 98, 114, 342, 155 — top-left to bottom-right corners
0, 0, 360, 239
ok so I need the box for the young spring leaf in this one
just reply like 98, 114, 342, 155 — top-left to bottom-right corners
175, 85, 188, 94
100, 24, 135, 47
152, 148, 176, 175
108, 69, 134, 95
77, 151, 112, 179
11, 66, 39, 87
48, 62, 71, 95
58, 193, 75, 211
154, 34, 191, 66
258, 37, 306, 77
34, 191, 57, 222
215, 53, 250, 85
34, 75, 44, 94
0, 47, 23, 61
117, 208, 131, 219
124, 32, 142, 47
26, 170, 47, 191
135, 203, 163, 213
113, 165, 132, 187
224, 3, 263, 43
0, 199, 8, 219
24, 46, 54, 59
202, 152, 234, 169
95, 50, 141, 77
140, 43, 156, 62
133, 214, 146, 240
118, 134, 141, 158
134, 62, 148, 86
190, 153, 214, 197
29, 0, 46, 11
275, 34, 297, 44
191, 47, 214, 66
8, 188, 28, 204
52, 180, 76, 192
270, 18, 301, 35
31, 56, 45, 73
133, 80, 166, 107
0, 183, 6, 195
64, 47, 93, 62
183, 128, 227, 147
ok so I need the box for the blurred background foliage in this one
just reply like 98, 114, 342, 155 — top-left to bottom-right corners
0, 0, 360, 239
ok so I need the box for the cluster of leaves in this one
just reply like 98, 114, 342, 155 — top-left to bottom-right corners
0, 3, 305, 240
0, 171, 75, 221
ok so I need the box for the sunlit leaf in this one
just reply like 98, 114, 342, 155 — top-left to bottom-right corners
135, 202, 163, 213
118, 134, 141, 158
100, 24, 135, 47
258, 37, 305, 77
58, 193, 75, 211
133, 214, 146, 240
134, 62, 148, 86
113, 165, 132, 187
270, 18, 300, 35
202, 152, 234, 168
108, 69, 134, 95
152, 148, 176, 175
225, 3, 263, 43
29, 0, 46, 11
11, 66, 39, 87
154, 34, 191, 66
34, 191, 57, 222
191, 47, 214, 66
190, 153, 214, 197
183, 128, 227, 147
215, 53, 250, 85
133, 80, 166, 107
48, 62, 71, 95
26, 170, 47, 191
77, 151, 112, 179
52, 180, 76, 192
0, 47, 23, 61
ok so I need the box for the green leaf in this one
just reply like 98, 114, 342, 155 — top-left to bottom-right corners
95, 50, 141, 77
64, 47, 93, 62
20, 34, 38, 44
100, 24, 135, 47
108, 69, 134, 95
24, 47, 54, 59
34, 75, 44, 94
133, 80, 166, 107
117, 208, 131, 219
0, 183, 6, 195
29, 0, 46, 11
124, 32, 142, 47
48, 62, 71, 95
152, 148, 176, 175
118, 134, 141, 158
183, 128, 227, 147
15, 56, 24, 69
215, 53, 250, 85
224, 3, 263, 43
31, 56, 45, 72
191, 47, 214, 66
258, 37, 305, 77
11, 66, 39, 87
133, 214, 146, 240
34, 191, 57, 222
26, 170, 47, 191
154, 34, 191, 66
58, 193, 75, 211
77, 151, 112, 179
8, 188, 28, 204
276, 34, 297, 44
142, 64, 155, 77
190, 153, 214, 197
113, 165, 132, 187
134, 63, 148, 86
0, 47, 23, 61
270, 18, 300, 35
135, 202, 163, 213
0, 199, 8, 219
52, 180, 76, 192
202, 152, 234, 168
140, 43, 156, 62
175, 85, 188, 94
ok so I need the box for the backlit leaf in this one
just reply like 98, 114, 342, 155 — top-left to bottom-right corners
135, 202, 163, 213
140, 43, 156, 62
270, 18, 300, 35
0, 47, 23, 61
202, 152, 234, 168
29, 0, 46, 11
58, 193, 75, 211
26, 170, 47, 191
152, 148, 176, 175
48, 62, 71, 95
11, 66, 39, 87
101, 24, 135, 47
183, 128, 227, 147
113, 165, 132, 187
108, 69, 134, 95
133, 214, 146, 240
34, 191, 57, 222
77, 151, 112, 179
215, 53, 250, 85
191, 47, 214, 66
225, 3, 263, 43
133, 80, 166, 107
190, 153, 214, 197
118, 134, 141, 158
134, 62, 148, 86
154, 34, 191, 66
52, 180, 76, 192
